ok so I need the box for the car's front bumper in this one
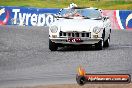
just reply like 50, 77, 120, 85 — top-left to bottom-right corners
50, 37, 102, 45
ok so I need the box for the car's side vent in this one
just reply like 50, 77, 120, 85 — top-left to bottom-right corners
59, 31, 90, 38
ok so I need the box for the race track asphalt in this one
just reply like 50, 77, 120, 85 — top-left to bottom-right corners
0, 26, 132, 88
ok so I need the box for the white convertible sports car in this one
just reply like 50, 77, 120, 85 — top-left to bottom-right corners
49, 7, 111, 51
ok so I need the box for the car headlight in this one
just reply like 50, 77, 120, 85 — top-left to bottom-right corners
93, 27, 102, 34
50, 26, 58, 33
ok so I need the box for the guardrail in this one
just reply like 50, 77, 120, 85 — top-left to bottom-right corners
0, 6, 132, 29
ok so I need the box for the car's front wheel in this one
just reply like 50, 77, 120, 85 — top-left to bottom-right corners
49, 39, 58, 51
95, 40, 103, 50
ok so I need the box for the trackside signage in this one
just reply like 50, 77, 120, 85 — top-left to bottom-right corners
0, 6, 132, 30
0, 6, 60, 26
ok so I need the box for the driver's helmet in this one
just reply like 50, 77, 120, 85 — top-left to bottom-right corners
67, 3, 81, 17
68, 3, 78, 9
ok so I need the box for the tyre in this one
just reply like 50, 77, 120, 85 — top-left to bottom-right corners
95, 40, 103, 50
95, 29, 105, 50
76, 75, 86, 86
104, 38, 110, 47
49, 39, 58, 51
104, 35, 110, 47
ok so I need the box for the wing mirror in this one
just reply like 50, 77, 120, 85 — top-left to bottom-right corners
105, 16, 109, 19
102, 16, 109, 21
53, 14, 60, 20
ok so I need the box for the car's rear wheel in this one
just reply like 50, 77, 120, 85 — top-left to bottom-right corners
104, 35, 110, 47
49, 39, 58, 51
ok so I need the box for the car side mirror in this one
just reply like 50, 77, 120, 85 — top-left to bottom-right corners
102, 17, 106, 21
105, 16, 109, 19
53, 14, 60, 20
102, 16, 109, 21
53, 14, 59, 18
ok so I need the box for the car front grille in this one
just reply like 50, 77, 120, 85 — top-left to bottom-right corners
59, 31, 90, 38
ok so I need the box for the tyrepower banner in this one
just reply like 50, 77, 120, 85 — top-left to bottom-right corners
0, 6, 60, 26
0, 6, 132, 30
102, 10, 132, 30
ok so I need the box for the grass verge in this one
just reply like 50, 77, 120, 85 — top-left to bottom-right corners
0, 0, 132, 9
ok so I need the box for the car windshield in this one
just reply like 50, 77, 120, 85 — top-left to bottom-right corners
59, 8, 102, 19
